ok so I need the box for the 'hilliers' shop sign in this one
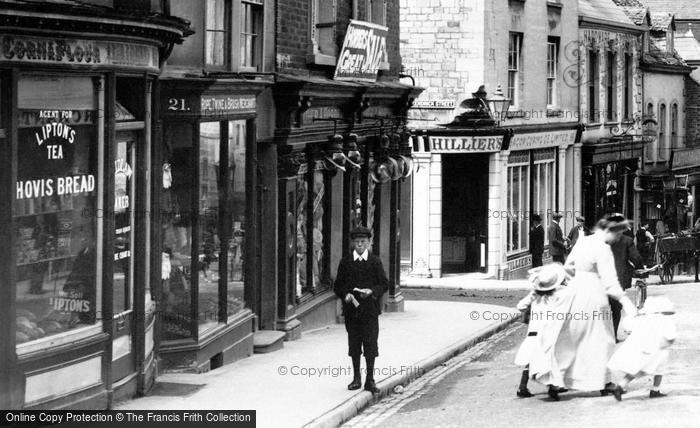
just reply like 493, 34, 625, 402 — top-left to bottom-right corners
334, 20, 389, 82
0, 35, 158, 71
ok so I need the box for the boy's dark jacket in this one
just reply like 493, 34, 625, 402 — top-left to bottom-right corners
333, 253, 389, 319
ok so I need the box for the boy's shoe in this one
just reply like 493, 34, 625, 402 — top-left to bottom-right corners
516, 388, 534, 398
347, 378, 361, 390
364, 379, 380, 394
650, 390, 667, 398
600, 382, 625, 396
547, 385, 560, 401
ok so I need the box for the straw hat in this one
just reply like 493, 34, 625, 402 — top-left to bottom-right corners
639, 296, 675, 315
527, 263, 566, 292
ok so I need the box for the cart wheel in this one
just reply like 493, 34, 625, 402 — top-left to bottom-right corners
634, 280, 647, 309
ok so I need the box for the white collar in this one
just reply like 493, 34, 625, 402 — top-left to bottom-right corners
353, 249, 368, 261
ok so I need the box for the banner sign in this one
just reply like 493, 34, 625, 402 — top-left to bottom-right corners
334, 20, 388, 82
509, 130, 577, 150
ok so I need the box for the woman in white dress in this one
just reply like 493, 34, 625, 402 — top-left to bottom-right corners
531, 213, 638, 398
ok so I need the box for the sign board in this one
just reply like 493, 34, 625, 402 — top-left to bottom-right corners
429, 136, 503, 153
0, 35, 159, 71
165, 94, 257, 117
334, 20, 388, 82
412, 99, 456, 109
672, 147, 700, 171
508, 130, 577, 151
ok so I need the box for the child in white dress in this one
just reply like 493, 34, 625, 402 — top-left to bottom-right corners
515, 263, 567, 399
607, 296, 677, 401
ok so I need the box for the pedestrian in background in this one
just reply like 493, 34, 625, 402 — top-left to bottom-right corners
529, 214, 544, 268
333, 226, 389, 394
607, 297, 677, 401
514, 263, 567, 398
548, 212, 567, 264
567, 215, 590, 251
609, 220, 644, 342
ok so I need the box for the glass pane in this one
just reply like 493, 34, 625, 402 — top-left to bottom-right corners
400, 177, 412, 261
227, 120, 246, 317
15, 99, 98, 344
206, 32, 226, 66
161, 123, 194, 340
311, 169, 325, 289
520, 166, 529, 251
296, 172, 308, 297
367, 171, 377, 240
198, 122, 222, 333
113, 139, 136, 314
349, 170, 362, 231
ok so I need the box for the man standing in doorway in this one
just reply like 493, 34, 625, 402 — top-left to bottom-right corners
609, 220, 644, 341
529, 214, 545, 267
334, 226, 389, 394
548, 212, 567, 264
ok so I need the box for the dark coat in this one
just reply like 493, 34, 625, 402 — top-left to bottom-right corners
567, 225, 591, 249
529, 224, 544, 255
610, 235, 644, 290
333, 253, 389, 320
548, 221, 567, 257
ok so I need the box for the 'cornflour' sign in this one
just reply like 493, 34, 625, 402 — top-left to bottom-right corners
334, 20, 388, 82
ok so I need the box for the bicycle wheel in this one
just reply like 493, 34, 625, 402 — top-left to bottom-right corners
634, 281, 647, 309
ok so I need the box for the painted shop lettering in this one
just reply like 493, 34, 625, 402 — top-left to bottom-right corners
3, 37, 101, 63
35, 122, 76, 146
16, 175, 96, 199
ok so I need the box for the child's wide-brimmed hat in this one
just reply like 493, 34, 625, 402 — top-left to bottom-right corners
640, 296, 676, 315
527, 263, 566, 292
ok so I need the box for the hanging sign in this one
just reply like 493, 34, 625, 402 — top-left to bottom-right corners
334, 20, 388, 82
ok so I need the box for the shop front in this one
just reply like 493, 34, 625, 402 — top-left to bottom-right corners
582, 136, 643, 229
0, 7, 190, 409
273, 76, 420, 337
407, 125, 580, 279
156, 79, 269, 372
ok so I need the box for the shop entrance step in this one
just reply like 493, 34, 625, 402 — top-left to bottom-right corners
253, 330, 286, 354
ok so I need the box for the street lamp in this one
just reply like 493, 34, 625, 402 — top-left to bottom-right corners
486, 85, 511, 125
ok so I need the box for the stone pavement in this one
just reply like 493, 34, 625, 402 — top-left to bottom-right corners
115, 298, 521, 428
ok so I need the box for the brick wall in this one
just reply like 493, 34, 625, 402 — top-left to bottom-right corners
686, 71, 700, 146
276, 0, 401, 80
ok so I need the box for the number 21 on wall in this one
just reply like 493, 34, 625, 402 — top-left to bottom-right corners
167, 98, 189, 111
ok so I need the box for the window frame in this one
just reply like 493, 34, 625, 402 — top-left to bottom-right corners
507, 151, 529, 254
310, 0, 338, 63
546, 37, 559, 108
508, 32, 523, 109
624, 53, 633, 120
204, 0, 266, 72
671, 103, 678, 149
367, 0, 387, 26
606, 50, 617, 122
658, 103, 667, 161
588, 49, 599, 123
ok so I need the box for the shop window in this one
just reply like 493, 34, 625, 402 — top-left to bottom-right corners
113, 137, 136, 315
296, 163, 329, 299
226, 120, 246, 317
508, 33, 523, 108
399, 177, 412, 264
14, 75, 100, 347
546, 37, 559, 108
161, 122, 194, 340
507, 151, 529, 253
532, 149, 556, 244
161, 119, 248, 339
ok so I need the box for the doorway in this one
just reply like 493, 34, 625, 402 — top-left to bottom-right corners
441, 154, 489, 273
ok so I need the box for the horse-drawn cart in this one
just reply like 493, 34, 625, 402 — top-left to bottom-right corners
653, 233, 700, 284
